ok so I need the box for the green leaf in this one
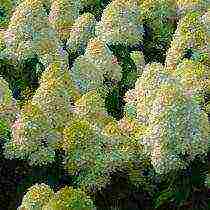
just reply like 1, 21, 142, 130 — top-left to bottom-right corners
154, 188, 175, 208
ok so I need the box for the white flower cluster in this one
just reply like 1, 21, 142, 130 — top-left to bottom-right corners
2, 0, 64, 67
123, 59, 209, 174
95, 0, 144, 46
66, 12, 96, 54
70, 37, 122, 94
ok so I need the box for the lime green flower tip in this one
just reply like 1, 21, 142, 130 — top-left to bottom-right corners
0, 0, 13, 27
49, 0, 81, 40
18, 183, 54, 210
0, 76, 14, 107
42, 186, 96, 210
62, 115, 97, 152
74, 90, 107, 115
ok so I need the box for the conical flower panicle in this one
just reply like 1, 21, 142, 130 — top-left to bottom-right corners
38, 61, 81, 101
66, 12, 96, 54
4, 0, 63, 67
126, 62, 173, 124
85, 37, 122, 82
49, 0, 81, 40
141, 82, 209, 174
73, 90, 108, 124
17, 183, 54, 210
123, 54, 209, 175
71, 37, 122, 94
3, 102, 61, 165
32, 62, 80, 130
95, 0, 144, 46
165, 11, 208, 71
5, 0, 47, 48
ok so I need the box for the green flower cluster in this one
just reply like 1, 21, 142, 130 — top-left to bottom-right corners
18, 183, 96, 210
0, 76, 18, 126
165, 10, 209, 71
0, 0, 13, 27
49, 0, 81, 40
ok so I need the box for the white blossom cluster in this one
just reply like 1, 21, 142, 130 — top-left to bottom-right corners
95, 0, 144, 46
70, 37, 122, 94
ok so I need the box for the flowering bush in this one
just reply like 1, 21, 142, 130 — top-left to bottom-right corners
0, 0, 209, 209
